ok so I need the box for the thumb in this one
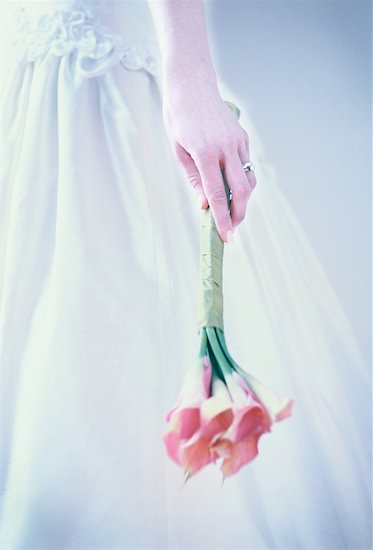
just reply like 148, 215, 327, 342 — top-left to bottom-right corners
172, 142, 209, 209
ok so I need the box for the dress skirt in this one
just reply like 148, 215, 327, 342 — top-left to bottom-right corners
0, 1, 370, 548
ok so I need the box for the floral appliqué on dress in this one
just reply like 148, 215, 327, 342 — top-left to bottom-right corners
9, 1, 160, 78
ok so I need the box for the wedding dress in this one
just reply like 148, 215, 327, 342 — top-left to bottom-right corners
0, 1, 370, 549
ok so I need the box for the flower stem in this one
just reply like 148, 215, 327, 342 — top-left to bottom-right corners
205, 327, 232, 377
215, 328, 239, 371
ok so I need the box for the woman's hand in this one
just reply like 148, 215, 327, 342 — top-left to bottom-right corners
147, 0, 257, 243
162, 83, 257, 244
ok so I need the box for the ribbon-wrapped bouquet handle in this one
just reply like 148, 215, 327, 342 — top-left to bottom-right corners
163, 100, 295, 483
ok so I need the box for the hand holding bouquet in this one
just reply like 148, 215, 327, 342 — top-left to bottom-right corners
164, 101, 295, 482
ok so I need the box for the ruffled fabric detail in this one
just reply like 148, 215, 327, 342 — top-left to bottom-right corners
8, 2, 160, 78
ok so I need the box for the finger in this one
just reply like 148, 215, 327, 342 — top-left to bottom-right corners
238, 139, 257, 194
222, 149, 252, 228
195, 152, 233, 243
173, 142, 208, 209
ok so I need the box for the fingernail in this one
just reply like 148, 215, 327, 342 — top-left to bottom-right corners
199, 196, 205, 209
226, 229, 234, 243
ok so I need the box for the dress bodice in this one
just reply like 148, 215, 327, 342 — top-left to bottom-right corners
2, 0, 162, 78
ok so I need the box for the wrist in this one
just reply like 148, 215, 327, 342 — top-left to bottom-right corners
162, 58, 220, 103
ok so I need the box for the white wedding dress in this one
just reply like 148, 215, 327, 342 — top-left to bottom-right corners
0, 1, 370, 549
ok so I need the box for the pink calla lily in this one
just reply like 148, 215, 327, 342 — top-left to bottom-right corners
164, 344, 295, 482
164, 329, 295, 482
179, 375, 235, 477
231, 369, 295, 425
164, 362, 235, 477
163, 355, 213, 469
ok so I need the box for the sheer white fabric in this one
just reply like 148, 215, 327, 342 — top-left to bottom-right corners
0, 1, 371, 549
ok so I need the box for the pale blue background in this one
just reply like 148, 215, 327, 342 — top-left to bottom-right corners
206, 0, 371, 364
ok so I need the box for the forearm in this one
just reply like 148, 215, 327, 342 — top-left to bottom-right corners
147, 0, 219, 94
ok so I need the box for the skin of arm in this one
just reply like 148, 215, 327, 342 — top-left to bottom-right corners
147, 0, 257, 243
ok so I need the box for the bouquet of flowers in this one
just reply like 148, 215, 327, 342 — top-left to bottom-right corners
163, 101, 295, 483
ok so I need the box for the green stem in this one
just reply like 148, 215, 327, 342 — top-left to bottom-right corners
215, 328, 241, 371
205, 327, 232, 377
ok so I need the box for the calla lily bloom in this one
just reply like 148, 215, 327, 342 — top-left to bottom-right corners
209, 368, 277, 478
163, 355, 212, 467
164, 329, 294, 481
164, 356, 235, 477
179, 373, 234, 478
